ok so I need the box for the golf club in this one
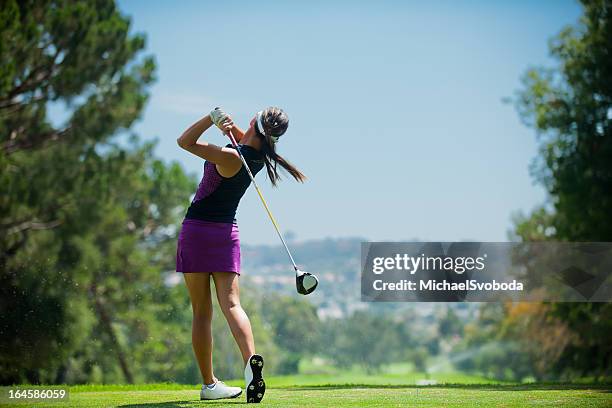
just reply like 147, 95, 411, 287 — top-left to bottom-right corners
225, 124, 319, 295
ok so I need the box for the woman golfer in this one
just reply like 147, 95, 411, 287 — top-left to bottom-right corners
176, 107, 304, 402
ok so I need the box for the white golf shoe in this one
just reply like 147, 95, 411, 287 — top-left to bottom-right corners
244, 354, 266, 403
200, 381, 242, 400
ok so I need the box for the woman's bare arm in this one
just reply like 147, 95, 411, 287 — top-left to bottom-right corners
176, 114, 241, 169
177, 114, 213, 146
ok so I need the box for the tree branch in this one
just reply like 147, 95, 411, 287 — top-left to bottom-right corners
1, 125, 72, 155
0, 48, 62, 109
3, 219, 63, 236
89, 283, 135, 384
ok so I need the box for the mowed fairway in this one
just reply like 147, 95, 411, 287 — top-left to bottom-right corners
2, 382, 610, 408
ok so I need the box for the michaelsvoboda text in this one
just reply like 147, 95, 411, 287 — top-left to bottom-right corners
370, 253, 523, 292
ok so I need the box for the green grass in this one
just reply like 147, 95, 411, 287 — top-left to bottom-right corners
2, 375, 610, 407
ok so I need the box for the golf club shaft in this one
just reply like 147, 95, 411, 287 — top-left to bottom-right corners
227, 130, 299, 273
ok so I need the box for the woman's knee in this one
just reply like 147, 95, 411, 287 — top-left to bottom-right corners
219, 296, 241, 315
212, 272, 242, 314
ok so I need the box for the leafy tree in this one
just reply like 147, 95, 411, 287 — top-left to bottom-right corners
511, 0, 612, 379
455, 304, 537, 381
438, 306, 463, 338
514, 0, 612, 242
325, 311, 402, 373
0, 0, 196, 384
261, 294, 320, 374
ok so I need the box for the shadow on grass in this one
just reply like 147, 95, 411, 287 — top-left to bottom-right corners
276, 382, 612, 392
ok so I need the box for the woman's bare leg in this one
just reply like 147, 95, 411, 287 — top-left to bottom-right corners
212, 272, 255, 365
183, 272, 216, 384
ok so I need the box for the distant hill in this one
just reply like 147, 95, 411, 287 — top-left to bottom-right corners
241, 237, 366, 318
240, 237, 479, 324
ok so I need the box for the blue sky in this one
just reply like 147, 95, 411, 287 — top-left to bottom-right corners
116, 0, 582, 245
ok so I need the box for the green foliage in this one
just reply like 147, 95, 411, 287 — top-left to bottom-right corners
261, 294, 320, 374
438, 307, 463, 338
322, 311, 408, 373
514, 0, 612, 242
455, 304, 537, 381
510, 0, 612, 380
550, 303, 612, 378
0, 0, 195, 384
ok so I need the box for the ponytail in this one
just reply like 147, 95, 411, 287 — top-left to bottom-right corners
260, 138, 306, 186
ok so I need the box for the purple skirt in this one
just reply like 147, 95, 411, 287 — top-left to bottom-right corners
176, 218, 241, 274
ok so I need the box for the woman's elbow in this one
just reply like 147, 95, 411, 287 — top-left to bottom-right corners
177, 137, 188, 148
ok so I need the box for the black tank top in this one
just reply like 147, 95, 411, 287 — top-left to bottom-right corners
184, 144, 265, 223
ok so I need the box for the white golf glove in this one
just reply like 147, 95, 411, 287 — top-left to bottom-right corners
210, 107, 229, 128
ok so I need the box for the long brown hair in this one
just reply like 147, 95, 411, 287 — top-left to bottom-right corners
256, 107, 306, 187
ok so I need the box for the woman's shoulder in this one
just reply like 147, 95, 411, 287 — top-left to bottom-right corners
222, 143, 264, 167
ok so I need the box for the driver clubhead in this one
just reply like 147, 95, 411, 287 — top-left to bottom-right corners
296, 270, 319, 295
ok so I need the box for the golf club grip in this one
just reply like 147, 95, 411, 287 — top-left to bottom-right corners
227, 131, 299, 272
